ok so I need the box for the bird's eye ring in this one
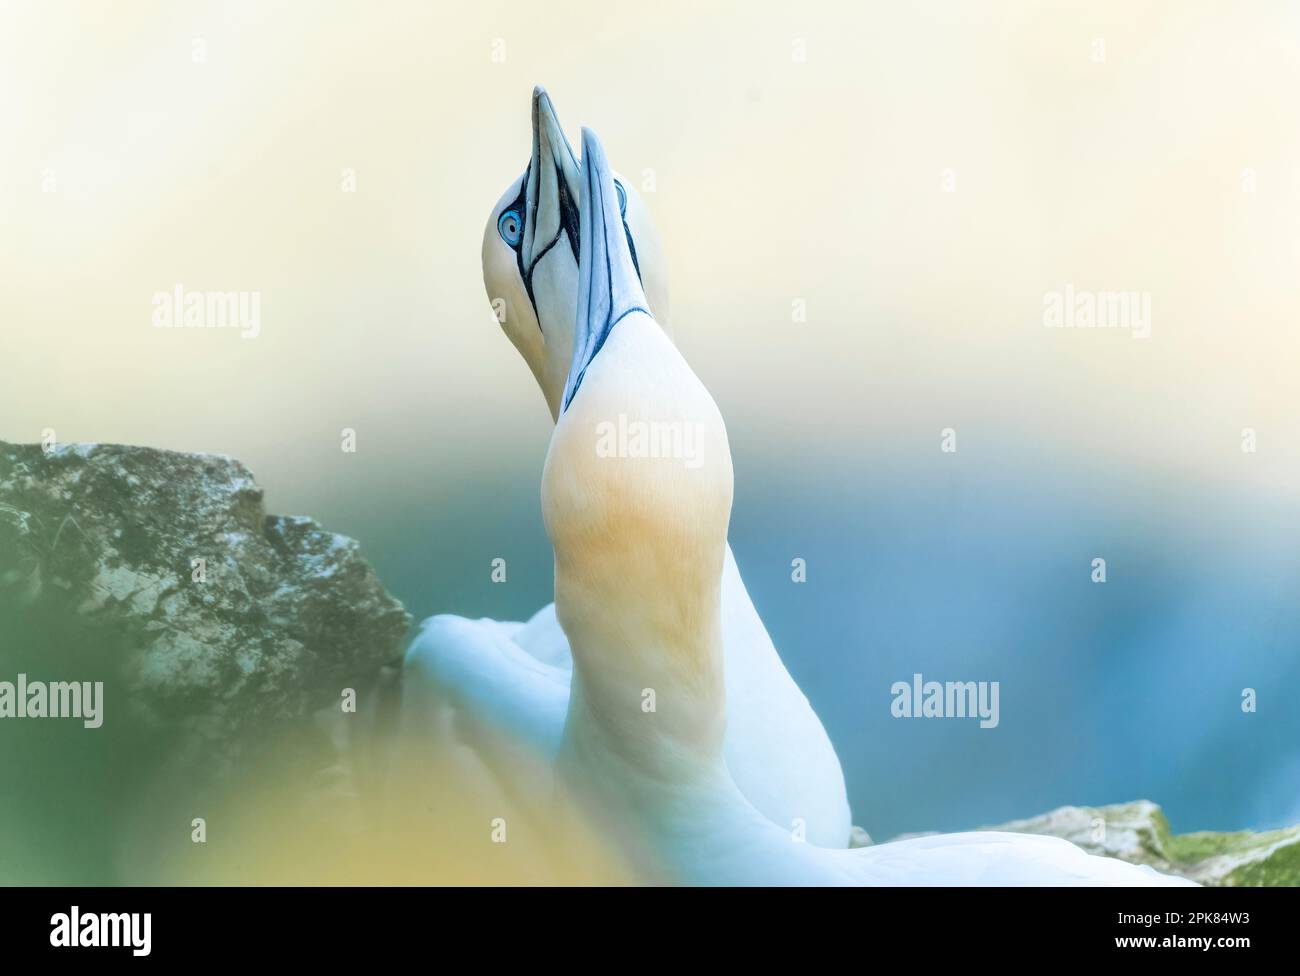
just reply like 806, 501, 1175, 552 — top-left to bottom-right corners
613, 179, 627, 216
498, 209, 523, 248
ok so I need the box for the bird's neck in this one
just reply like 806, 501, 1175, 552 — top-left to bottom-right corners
540, 335, 574, 422
544, 314, 734, 790
556, 567, 729, 787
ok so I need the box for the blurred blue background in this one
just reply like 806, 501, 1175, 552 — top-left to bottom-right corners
324, 421, 1300, 841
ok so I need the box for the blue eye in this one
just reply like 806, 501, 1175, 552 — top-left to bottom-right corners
614, 179, 627, 216
498, 209, 523, 247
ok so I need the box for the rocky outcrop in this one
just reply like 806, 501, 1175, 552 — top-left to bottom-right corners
0, 441, 410, 767
987, 800, 1299, 886
868, 800, 1299, 886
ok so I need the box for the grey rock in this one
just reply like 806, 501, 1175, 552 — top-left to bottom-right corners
0, 441, 411, 768
985, 800, 1300, 887
873, 800, 1300, 886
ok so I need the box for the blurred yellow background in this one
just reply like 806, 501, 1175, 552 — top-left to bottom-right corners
4, 0, 1298, 497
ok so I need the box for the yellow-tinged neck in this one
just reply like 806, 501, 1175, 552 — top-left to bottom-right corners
542, 310, 733, 784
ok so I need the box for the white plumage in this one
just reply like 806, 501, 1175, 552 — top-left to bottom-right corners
406, 86, 850, 849
403, 97, 1194, 887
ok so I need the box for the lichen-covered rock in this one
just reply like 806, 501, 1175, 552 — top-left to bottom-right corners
0, 441, 411, 766
983, 800, 1300, 887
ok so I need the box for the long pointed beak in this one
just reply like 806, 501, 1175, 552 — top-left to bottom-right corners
561, 128, 651, 413
522, 86, 581, 272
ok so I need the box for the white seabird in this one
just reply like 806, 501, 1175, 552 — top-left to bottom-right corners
403, 87, 851, 848
539, 126, 1196, 886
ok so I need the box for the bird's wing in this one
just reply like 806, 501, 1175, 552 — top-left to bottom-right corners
380, 615, 631, 882
511, 603, 574, 670
400, 613, 570, 762
844, 831, 1198, 886
719, 547, 851, 848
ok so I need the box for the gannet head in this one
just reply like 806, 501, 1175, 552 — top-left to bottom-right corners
543, 128, 733, 781
482, 87, 670, 420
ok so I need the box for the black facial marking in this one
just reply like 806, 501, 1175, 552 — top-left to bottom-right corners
510, 159, 581, 332
505, 161, 643, 332
623, 221, 641, 280
557, 162, 581, 262
506, 163, 535, 313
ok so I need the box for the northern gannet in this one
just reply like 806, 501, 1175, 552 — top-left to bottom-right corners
480, 86, 670, 421
403, 87, 851, 848
540, 127, 1195, 886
